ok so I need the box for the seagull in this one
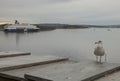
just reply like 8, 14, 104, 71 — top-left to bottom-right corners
94, 40, 106, 63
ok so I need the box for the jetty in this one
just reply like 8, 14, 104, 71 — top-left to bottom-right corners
0, 51, 30, 58
0, 51, 120, 81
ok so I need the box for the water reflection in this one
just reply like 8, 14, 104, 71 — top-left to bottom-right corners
4, 32, 25, 46
0, 28, 120, 63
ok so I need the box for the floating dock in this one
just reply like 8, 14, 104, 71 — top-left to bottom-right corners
0, 51, 120, 81
0, 60, 120, 81
25, 61, 120, 81
0, 55, 68, 72
0, 60, 72, 81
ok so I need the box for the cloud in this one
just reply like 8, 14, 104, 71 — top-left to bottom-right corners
0, 0, 120, 25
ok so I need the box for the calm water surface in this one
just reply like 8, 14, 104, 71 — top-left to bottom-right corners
0, 28, 120, 63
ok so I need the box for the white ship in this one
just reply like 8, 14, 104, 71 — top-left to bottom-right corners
4, 20, 40, 32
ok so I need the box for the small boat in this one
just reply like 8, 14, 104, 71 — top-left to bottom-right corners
4, 20, 40, 32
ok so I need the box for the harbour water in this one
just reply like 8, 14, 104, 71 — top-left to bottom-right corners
0, 28, 120, 63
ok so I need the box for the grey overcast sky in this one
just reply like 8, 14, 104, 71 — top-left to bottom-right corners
0, 0, 120, 25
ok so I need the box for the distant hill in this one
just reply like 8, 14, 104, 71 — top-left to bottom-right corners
34, 23, 89, 30
36, 23, 68, 27
106, 25, 120, 28
1, 23, 120, 31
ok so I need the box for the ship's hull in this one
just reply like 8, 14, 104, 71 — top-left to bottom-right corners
4, 28, 40, 33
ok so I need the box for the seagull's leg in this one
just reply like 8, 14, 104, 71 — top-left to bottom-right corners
100, 56, 102, 63
96, 56, 98, 62
105, 54, 107, 62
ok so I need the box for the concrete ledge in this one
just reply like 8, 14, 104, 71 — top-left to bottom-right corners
1, 56, 120, 81
0, 73, 26, 81
24, 61, 120, 81
0, 60, 72, 81
1, 60, 120, 81
25, 75, 51, 81
82, 65, 120, 81
0, 51, 30, 58
0, 55, 68, 72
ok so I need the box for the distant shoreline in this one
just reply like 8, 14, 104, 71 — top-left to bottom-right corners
1, 24, 120, 31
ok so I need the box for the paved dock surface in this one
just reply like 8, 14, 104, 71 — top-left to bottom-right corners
0, 61, 73, 81
25, 61, 120, 81
0, 53, 120, 81
95, 70, 120, 81
0, 51, 30, 58
0, 55, 68, 72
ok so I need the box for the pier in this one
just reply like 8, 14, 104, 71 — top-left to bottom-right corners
25, 61, 120, 81
0, 51, 120, 81
0, 51, 30, 58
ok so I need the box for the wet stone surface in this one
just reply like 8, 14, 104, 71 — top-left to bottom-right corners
0, 55, 68, 72
25, 61, 120, 81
